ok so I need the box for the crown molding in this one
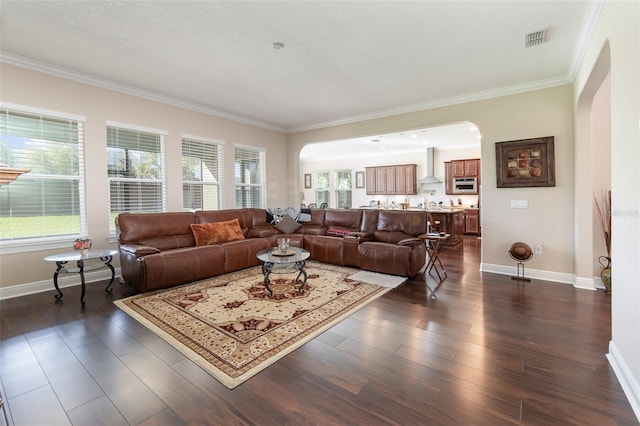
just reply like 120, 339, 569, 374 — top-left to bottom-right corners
0, 53, 286, 133
567, 0, 604, 81
288, 75, 574, 133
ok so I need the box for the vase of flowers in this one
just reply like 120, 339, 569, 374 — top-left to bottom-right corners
73, 238, 92, 256
594, 190, 611, 293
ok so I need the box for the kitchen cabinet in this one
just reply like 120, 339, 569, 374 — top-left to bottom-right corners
464, 209, 480, 235
365, 164, 417, 195
451, 159, 480, 178
444, 162, 454, 194
445, 158, 481, 195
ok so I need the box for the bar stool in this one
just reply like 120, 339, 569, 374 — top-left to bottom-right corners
427, 212, 441, 233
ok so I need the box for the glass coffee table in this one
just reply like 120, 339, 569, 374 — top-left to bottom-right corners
44, 249, 118, 307
256, 247, 310, 298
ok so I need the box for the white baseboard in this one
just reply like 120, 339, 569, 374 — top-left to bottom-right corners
480, 263, 602, 290
480, 262, 578, 286
607, 341, 640, 422
0, 268, 121, 300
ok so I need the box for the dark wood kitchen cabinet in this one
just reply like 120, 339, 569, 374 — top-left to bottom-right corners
430, 209, 464, 247
444, 162, 454, 194
445, 158, 481, 195
365, 164, 417, 195
464, 209, 480, 235
451, 159, 480, 178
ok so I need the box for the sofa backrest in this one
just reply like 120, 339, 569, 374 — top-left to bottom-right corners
306, 208, 326, 226
249, 208, 272, 226
360, 209, 380, 234
116, 212, 196, 250
195, 209, 253, 235
374, 210, 427, 243
324, 209, 362, 230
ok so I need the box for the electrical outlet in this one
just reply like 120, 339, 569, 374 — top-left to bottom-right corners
511, 200, 529, 209
535, 244, 542, 255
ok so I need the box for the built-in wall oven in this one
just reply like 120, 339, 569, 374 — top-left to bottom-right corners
453, 177, 477, 194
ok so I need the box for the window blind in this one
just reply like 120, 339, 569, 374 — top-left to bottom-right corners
315, 170, 330, 206
107, 124, 165, 232
234, 146, 265, 208
335, 170, 352, 208
0, 107, 85, 243
182, 137, 224, 211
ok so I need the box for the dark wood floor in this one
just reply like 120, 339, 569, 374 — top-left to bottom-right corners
1, 237, 637, 425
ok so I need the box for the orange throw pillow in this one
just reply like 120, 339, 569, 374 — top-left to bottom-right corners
190, 219, 245, 246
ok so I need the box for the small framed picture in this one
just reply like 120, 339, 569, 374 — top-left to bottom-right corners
304, 173, 312, 189
355, 171, 365, 188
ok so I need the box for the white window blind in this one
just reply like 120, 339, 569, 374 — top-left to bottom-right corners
335, 169, 352, 208
182, 137, 224, 211
107, 124, 165, 232
234, 146, 265, 208
315, 170, 330, 206
0, 107, 86, 243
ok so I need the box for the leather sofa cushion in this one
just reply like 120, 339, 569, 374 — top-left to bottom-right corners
190, 218, 245, 246
246, 225, 276, 238
139, 235, 195, 251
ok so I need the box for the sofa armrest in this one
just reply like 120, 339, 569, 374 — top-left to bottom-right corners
397, 237, 423, 247
120, 244, 161, 257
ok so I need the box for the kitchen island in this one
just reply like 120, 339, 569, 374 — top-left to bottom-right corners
423, 208, 465, 247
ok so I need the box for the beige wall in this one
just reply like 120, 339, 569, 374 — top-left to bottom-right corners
0, 63, 288, 289
288, 85, 576, 277
574, 1, 640, 416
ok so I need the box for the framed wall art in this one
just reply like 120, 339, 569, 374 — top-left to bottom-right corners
495, 136, 555, 188
304, 173, 312, 189
355, 171, 365, 188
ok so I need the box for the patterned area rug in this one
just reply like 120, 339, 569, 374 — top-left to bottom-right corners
115, 262, 398, 388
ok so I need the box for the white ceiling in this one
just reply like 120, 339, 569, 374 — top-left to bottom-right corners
299, 122, 482, 160
0, 1, 598, 133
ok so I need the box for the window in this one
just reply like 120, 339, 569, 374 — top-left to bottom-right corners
315, 171, 330, 206
107, 122, 166, 233
0, 105, 86, 245
182, 136, 224, 211
335, 170, 352, 208
234, 145, 265, 208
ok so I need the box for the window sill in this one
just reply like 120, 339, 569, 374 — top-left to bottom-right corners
1, 237, 80, 255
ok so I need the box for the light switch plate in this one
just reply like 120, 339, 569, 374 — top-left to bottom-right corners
511, 200, 528, 209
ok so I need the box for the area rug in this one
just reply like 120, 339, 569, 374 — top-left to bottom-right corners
347, 270, 407, 288
114, 262, 398, 389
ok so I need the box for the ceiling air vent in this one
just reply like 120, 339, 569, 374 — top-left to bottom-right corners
525, 29, 546, 48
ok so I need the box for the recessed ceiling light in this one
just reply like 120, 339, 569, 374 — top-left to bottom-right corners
410, 134, 418, 138
272, 42, 285, 50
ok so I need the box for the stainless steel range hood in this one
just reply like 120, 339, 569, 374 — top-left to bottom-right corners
418, 148, 442, 184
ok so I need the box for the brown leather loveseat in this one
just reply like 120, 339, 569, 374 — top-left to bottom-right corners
116, 208, 427, 292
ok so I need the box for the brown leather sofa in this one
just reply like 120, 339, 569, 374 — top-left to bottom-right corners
116, 208, 427, 292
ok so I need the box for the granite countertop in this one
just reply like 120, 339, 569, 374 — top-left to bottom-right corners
403, 207, 468, 213
359, 206, 477, 213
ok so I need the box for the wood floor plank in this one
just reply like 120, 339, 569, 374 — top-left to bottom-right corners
27, 332, 104, 411
72, 341, 168, 425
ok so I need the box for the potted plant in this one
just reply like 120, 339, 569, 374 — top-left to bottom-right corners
594, 190, 611, 293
